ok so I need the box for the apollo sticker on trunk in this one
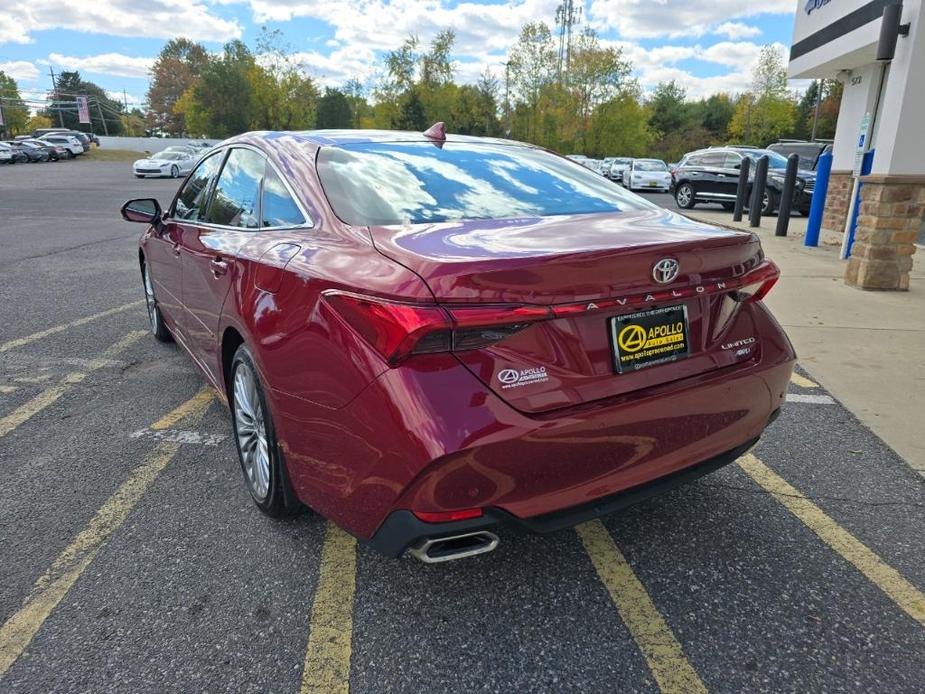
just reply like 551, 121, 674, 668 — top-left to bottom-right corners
610, 305, 690, 373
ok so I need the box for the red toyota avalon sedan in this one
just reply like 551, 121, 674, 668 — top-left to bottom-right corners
121, 126, 795, 562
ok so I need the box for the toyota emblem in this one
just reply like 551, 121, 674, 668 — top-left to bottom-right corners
652, 258, 680, 284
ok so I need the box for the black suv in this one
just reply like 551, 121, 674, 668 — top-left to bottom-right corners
673, 147, 816, 215
767, 140, 832, 171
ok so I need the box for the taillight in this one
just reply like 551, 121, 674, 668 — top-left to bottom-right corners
413, 508, 483, 523
734, 260, 780, 303
322, 291, 551, 366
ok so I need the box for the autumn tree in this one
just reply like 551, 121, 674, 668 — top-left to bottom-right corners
249, 29, 318, 130
146, 38, 209, 135
727, 45, 796, 146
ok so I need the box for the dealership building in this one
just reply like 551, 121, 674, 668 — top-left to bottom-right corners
789, 0, 924, 290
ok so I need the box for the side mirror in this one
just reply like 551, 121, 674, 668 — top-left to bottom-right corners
121, 198, 162, 224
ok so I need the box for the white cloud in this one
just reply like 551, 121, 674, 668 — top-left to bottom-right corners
47, 53, 155, 79
0, 61, 40, 81
247, 0, 560, 55
712, 21, 762, 39
588, 0, 794, 39
0, 0, 242, 44
617, 41, 794, 99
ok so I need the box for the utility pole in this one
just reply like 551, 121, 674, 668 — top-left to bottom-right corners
503, 61, 511, 136
810, 79, 823, 141
49, 67, 64, 127
123, 89, 128, 111
94, 99, 109, 136
555, 0, 581, 84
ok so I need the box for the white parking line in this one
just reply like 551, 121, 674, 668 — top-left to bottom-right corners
786, 393, 836, 405
129, 428, 227, 446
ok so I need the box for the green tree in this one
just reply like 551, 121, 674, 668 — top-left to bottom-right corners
316, 88, 353, 128
176, 41, 255, 138
146, 38, 209, 135
586, 93, 652, 157
0, 71, 29, 136
395, 88, 427, 130
648, 80, 689, 136
343, 78, 372, 128
249, 28, 318, 130
508, 22, 556, 142
43, 71, 124, 135
693, 93, 735, 138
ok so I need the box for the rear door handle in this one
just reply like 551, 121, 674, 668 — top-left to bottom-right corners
210, 257, 229, 277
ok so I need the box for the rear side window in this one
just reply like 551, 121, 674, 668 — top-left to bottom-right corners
206, 148, 265, 229
700, 152, 726, 167
317, 142, 655, 226
175, 151, 224, 221
262, 166, 306, 227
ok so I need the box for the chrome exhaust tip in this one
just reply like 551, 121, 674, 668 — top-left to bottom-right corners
407, 531, 500, 563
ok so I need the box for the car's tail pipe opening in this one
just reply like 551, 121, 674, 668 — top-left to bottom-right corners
407, 531, 500, 563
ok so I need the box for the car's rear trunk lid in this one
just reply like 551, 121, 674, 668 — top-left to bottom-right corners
370, 209, 766, 413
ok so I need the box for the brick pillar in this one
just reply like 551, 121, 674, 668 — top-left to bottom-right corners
845, 175, 925, 291
821, 170, 854, 238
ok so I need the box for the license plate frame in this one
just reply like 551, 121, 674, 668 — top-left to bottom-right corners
610, 305, 691, 373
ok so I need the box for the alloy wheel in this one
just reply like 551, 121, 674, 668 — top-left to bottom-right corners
233, 363, 271, 502
171, 165, 179, 178
676, 185, 692, 207
143, 267, 158, 334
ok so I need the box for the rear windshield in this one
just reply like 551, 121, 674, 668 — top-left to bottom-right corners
317, 142, 655, 226
634, 160, 667, 171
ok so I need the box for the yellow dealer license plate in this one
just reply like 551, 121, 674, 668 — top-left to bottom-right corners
610, 305, 690, 373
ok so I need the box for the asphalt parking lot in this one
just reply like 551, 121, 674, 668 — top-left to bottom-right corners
1, 161, 924, 693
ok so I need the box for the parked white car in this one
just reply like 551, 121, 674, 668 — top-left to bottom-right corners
133, 150, 197, 179
38, 135, 83, 157
624, 159, 672, 192
0, 143, 12, 163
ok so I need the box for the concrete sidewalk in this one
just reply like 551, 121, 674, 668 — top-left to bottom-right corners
686, 209, 925, 473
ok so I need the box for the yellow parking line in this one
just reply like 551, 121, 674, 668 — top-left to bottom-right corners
0, 301, 145, 354
0, 388, 213, 677
738, 453, 925, 626
300, 521, 357, 694
0, 386, 16, 394
151, 388, 215, 430
790, 372, 818, 389
576, 520, 707, 694
0, 331, 146, 439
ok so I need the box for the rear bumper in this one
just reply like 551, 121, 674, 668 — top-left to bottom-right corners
272, 302, 795, 543
366, 429, 770, 557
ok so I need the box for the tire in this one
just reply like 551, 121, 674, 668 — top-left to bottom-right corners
135, 174, 143, 178
142, 262, 172, 343
675, 182, 696, 209
230, 345, 302, 518
170, 165, 179, 178
722, 202, 735, 211
761, 190, 777, 216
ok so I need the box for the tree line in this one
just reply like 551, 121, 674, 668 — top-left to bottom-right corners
0, 24, 841, 161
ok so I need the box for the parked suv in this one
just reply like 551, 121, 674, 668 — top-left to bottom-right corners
767, 140, 832, 171
673, 147, 816, 215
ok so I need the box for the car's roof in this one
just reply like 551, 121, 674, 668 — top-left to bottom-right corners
225, 129, 532, 149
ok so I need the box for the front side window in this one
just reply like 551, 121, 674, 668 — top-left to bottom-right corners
317, 142, 656, 226
175, 151, 225, 221
206, 148, 265, 229
262, 166, 306, 227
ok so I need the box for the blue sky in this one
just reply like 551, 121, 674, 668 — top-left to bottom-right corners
0, 0, 801, 110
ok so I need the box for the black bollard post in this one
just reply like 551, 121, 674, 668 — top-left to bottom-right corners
775, 153, 800, 237
748, 155, 769, 228
733, 156, 751, 222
